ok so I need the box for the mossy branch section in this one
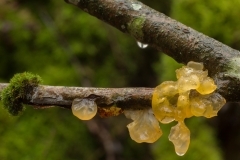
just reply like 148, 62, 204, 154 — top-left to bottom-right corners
0, 84, 153, 111
65, 0, 240, 102
1, 72, 42, 116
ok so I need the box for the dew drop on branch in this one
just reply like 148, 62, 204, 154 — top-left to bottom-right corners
137, 41, 148, 49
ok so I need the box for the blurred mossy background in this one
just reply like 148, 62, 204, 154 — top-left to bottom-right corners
0, 0, 240, 159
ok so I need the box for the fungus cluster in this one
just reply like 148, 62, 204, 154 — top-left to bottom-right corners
125, 61, 226, 156
70, 61, 226, 156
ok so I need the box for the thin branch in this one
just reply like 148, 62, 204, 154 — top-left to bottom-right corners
64, 0, 240, 102
0, 83, 153, 110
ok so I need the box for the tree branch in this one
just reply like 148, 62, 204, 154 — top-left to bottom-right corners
64, 0, 240, 102
0, 83, 153, 111
1, 0, 239, 115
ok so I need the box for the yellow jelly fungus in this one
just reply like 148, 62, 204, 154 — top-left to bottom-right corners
72, 98, 97, 120
175, 92, 193, 121
152, 61, 226, 155
155, 81, 178, 97
152, 97, 175, 124
196, 77, 217, 94
176, 63, 208, 81
187, 61, 204, 70
169, 121, 190, 156
124, 109, 162, 143
177, 93, 190, 111
152, 61, 225, 121
177, 75, 200, 93
175, 66, 194, 79
152, 81, 179, 124
190, 99, 212, 117
190, 92, 226, 118
208, 93, 226, 115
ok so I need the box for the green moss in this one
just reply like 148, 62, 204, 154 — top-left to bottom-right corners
1, 72, 42, 116
127, 17, 146, 40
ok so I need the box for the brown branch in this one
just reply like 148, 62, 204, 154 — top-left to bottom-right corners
0, 83, 153, 110
64, 0, 240, 102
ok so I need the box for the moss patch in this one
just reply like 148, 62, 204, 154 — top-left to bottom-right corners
1, 72, 42, 116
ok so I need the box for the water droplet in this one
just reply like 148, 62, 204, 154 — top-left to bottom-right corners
72, 98, 97, 120
137, 41, 148, 49
132, 3, 142, 11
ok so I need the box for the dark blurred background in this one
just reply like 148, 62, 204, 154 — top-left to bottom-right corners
1, 0, 240, 159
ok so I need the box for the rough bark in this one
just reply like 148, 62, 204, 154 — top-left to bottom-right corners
0, 84, 153, 111
64, 0, 240, 102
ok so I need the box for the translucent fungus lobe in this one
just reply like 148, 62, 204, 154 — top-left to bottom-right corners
196, 77, 217, 95
156, 81, 178, 97
124, 109, 162, 143
152, 81, 178, 123
169, 121, 190, 156
190, 92, 226, 118
177, 75, 200, 93
152, 97, 175, 124
72, 98, 97, 120
187, 61, 204, 70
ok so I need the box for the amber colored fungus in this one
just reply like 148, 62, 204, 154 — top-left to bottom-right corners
124, 109, 162, 143
152, 61, 226, 156
169, 121, 190, 156
72, 98, 98, 120
71, 61, 226, 156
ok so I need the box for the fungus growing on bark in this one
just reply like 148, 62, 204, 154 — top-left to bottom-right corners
72, 98, 97, 120
152, 61, 226, 155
